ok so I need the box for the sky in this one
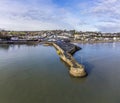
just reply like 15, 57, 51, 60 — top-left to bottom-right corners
0, 0, 120, 32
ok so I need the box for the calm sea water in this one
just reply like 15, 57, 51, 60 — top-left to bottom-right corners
0, 43, 120, 103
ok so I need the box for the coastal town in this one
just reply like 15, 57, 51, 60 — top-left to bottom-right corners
0, 29, 120, 44
1, 0, 120, 102
0, 29, 88, 77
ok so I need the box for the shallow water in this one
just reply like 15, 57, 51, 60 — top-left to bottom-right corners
0, 43, 120, 103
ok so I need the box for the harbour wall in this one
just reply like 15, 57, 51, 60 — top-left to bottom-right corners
45, 42, 87, 77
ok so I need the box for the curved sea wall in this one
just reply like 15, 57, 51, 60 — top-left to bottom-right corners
45, 41, 86, 77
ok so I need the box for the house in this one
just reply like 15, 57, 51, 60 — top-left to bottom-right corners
57, 35, 69, 39
11, 37, 19, 41
74, 34, 82, 40
48, 39, 56, 42
113, 37, 117, 41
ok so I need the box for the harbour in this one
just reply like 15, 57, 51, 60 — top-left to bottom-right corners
0, 42, 120, 103
45, 40, 86, 77
0, 0, 120, 102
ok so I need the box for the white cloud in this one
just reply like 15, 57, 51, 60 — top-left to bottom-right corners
0, 0, 89, 31
87, 0, 120, 32
0, 0, 120, 32
0, 0, 100, 31
91, 0, 120, 15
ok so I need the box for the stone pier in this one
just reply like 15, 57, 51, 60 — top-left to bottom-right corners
45, 40, 87, 77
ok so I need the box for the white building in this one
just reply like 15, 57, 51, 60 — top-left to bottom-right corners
11, 37, 19, 41
74, 34, 81, 40
113, 37, 117, 41
57, 35, 69, 39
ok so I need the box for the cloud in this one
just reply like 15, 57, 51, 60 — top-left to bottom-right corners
0, 0, 88, 31
0, 0, 120, 32
91, 0, 120, 16
95, 20, 120, 32
0, 0, 60, 30
85, 0, 120, 32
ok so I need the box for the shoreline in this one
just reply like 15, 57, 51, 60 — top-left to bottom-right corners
71, 40, 120, 44
0, 40, 40, 45
0, 39, 120, 45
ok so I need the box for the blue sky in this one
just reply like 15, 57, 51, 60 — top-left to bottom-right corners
0, 0, 120, 32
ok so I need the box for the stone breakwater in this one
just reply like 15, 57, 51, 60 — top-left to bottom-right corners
45, 41, 87, 77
